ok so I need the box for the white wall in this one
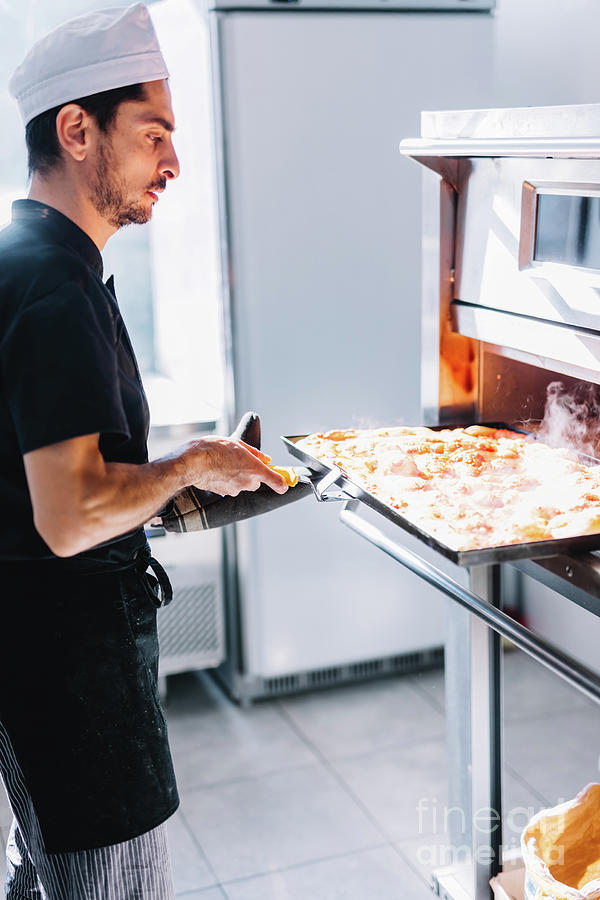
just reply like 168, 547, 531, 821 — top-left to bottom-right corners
494, 0, 600, 108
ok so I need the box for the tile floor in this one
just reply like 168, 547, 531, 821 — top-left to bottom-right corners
0, 649, 598, 898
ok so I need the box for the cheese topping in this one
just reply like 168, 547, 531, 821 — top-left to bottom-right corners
296, 425, 600, 551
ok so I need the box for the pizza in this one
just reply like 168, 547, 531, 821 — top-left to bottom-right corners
295, 425, 600, 551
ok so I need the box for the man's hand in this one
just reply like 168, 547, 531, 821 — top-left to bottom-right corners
176, 436, 289, 497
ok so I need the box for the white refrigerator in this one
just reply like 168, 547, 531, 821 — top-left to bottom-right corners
207, 0, 496, 701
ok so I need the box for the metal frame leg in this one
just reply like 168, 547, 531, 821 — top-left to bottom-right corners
469, 565, 503, 896
436, 564, 503, 900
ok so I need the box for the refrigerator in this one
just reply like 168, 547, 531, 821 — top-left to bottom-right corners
205, 0, 496, 702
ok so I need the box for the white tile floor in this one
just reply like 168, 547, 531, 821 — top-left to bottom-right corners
164, 649, 599, 898
0, 649, 598, 898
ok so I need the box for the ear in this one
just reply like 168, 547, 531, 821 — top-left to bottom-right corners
55, 104, 96, 163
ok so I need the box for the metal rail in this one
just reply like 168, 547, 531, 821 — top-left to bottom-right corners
339, 501, 600, 704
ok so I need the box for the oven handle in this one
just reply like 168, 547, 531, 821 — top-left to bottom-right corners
339, 500, 600, 705
400, 136, 600, 159
309, 466, 359, 503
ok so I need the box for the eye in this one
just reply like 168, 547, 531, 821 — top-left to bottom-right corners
148, 133, 163, 144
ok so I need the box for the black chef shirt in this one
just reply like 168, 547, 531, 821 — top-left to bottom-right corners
0, 202, 179, 855
0, 199, 150, 562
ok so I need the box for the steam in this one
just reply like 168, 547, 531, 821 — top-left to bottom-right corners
351, 414, 408, 430
537, 381, 600, 458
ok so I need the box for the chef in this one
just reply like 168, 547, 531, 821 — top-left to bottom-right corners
0, 4, 290, 897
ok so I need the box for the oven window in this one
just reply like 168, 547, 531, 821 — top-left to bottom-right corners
534, 193, 600, 270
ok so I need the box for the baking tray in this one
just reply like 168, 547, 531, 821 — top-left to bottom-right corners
282, 423, 600, 567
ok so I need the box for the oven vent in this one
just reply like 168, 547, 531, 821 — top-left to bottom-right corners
264, 674, 301, 694
259, 646, 443, 699
352, 659, 384, 678
309, 667, 343, 686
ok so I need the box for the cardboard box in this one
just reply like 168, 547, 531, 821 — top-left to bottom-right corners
490, 866, 526, 900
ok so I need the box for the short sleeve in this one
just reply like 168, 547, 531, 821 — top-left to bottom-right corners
2, 281, 130, 455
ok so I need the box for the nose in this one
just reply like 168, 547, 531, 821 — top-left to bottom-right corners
160, 139, 180, 181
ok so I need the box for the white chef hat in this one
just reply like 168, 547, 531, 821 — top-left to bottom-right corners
9, 3, 169, 126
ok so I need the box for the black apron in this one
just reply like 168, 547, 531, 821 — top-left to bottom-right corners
0, 540, 178, 854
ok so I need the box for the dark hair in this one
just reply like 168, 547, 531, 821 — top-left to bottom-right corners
25, 82, 146, 177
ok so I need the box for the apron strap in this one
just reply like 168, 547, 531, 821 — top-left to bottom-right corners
134, 549, 173, 607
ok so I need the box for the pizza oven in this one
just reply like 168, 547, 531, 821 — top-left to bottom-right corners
404, 104, 600, 434
285, 105, 600, 900
396, 104, 600, 899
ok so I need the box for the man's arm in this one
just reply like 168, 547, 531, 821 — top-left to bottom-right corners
23, 432, 288, 557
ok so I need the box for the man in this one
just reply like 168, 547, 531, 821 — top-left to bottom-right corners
1, 4, 289, 897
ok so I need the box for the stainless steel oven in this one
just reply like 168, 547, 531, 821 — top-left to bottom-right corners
284, 103, 600, 899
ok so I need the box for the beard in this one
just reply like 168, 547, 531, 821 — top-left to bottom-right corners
90, 139, 166, 229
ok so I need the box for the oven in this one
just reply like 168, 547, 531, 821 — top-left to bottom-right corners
283, 104, 600, 899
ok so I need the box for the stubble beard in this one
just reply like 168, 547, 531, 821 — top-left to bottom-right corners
90, 139, 153, 229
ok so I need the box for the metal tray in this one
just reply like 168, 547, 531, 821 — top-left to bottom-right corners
282, 424, 600, 567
